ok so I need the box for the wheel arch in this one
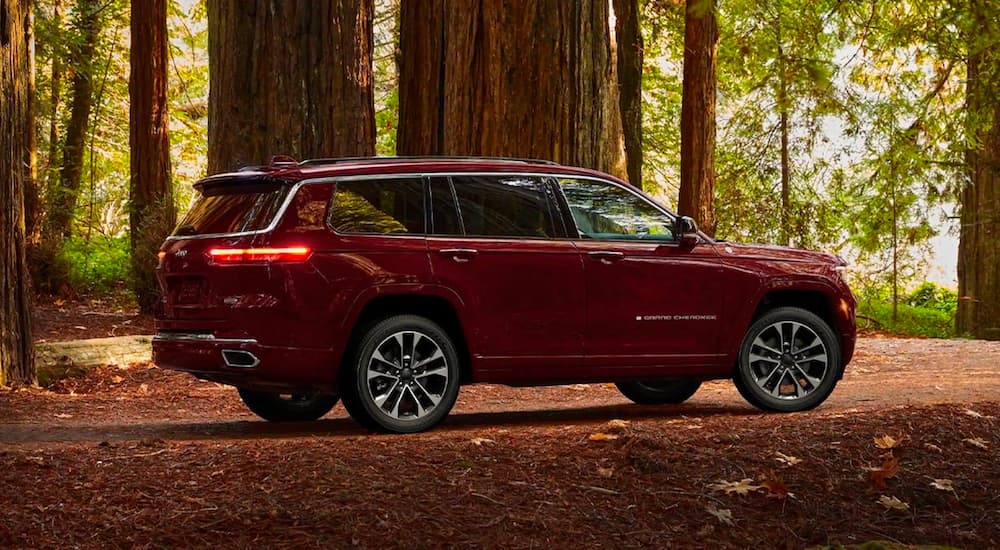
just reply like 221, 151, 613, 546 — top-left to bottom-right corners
337, 289, 474, 386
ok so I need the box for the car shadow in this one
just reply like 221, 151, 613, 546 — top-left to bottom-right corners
0, 402, 757, 445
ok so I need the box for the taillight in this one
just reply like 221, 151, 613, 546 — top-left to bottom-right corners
207, 247, 312, 264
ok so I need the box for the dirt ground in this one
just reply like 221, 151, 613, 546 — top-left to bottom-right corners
1, 337, 999, 549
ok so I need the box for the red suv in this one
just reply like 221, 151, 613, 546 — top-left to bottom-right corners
154, 157, 856, 433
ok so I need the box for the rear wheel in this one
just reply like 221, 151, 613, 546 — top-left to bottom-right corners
341, 315, 461, 434
734, 307, 842, 412
237, 389, 339, 422
616, 379, 701, 405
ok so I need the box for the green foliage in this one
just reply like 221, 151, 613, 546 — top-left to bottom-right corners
57, 236, 132, 295
857, 282, 957, 338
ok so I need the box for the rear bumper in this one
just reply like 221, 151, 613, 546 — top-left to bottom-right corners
152, 333, 339, 392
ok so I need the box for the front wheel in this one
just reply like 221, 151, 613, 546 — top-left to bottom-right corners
616, 379, 701, 405
733, 307, 842, 412
340, 315, 461, 434
238, 389, 339, 422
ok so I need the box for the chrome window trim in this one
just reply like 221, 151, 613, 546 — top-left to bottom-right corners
166, 171, 682, 242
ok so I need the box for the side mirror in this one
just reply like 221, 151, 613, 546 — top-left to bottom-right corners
676, 216, 700, 246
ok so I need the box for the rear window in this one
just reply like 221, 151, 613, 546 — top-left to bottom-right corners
174, 182, 290, 236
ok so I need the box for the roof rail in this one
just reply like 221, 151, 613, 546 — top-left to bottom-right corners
298, 156, 560, 167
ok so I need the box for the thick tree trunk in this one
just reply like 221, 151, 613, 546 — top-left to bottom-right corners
613, 0, 644, 189
396, 0, 627, 180
678, 0, 718, 236
129, 0, 175, 314
47, 1, 100, 239
957, 2, 1000, 340
207, 0, 375, 174
0, 0, 36, 386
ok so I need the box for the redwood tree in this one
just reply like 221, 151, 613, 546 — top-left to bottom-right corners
614, 0, 644, 189
0, 0, 36, 386
129, 0, 175, 313
957, 1, 1000, 340
396, 1, 627, 179
678, 0, 718, 235
207, 0, 375, 173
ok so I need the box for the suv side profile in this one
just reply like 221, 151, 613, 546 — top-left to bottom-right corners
153, 157, 856, 433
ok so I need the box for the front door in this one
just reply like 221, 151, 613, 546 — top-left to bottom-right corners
556, 177, 724, 370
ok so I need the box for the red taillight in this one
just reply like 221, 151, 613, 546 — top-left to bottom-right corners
207, 247, 312, 264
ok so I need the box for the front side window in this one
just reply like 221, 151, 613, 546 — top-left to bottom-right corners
559, 178, 674, 241
329, 178, 425, 234
451, 175, 556, 238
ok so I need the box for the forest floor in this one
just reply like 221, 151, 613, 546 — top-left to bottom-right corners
1, 304, 999, 548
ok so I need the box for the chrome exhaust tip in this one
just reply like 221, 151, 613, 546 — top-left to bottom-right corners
222, 349, 260, 368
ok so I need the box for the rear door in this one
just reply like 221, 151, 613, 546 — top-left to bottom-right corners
426, 174, 585, 381
556, 177, 724, 370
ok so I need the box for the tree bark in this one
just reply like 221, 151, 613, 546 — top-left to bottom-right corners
0, 0, 36, 386
129, 0, 175, 314
678, 0, 718, 236
47, 1, 100, 239
957, 0, 1000, 340
396, 0, 627, 180
207, 0, 375, 174
613, 0, 644, 189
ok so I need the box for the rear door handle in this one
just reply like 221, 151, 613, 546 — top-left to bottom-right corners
438, 248, 479, 262
587, 251, 625, 263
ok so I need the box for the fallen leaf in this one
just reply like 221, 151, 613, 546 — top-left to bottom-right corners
868, 454, 900, 488
963, 437, 989, 450
469, 437, 494, 446
139, 384, 149, 394
874, 434, 905, 449
774, 451, 802, 466
760, 479, 793, 499
710, 478, 761, 496
588, 433, 619, 442
923, 443, 943, 453
606, 419, 630, 430
705, 504, 734, 526
597, 467, 614, 478
110, 376, 124, 384
878, 495, 910, 511
930, 479, 955, 492
963, 409, 984, 418
54, 413, 73, 419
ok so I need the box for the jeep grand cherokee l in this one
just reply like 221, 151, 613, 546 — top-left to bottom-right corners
153, 156, 856, 433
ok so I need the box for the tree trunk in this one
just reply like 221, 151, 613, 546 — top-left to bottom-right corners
0, 0, 36, 386
129, 0, 175, 314
776, 12, 791, 246
47, 1, 100, 240
396, 0, 627, 180
207, 0, 375, 174
678, 0, 718, 236
613, 0, 644, 189
957, 0, 1000, 340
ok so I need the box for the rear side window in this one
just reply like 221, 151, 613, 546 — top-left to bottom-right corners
174, 182, 290, 236
286, 183, 334, 232
329, 178, 425, 234
450, 176, 556, 238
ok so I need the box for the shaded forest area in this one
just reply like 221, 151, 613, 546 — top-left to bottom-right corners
2, 0, 1000, 385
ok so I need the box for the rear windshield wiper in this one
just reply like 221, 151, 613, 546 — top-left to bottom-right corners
174, 224, 197, 236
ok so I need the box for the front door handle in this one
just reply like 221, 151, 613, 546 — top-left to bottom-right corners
437, 248, 479, 262
587, 251, 625, 263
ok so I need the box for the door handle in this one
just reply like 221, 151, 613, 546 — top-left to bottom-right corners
587, 251, 625, 262
437, 248, 479, 262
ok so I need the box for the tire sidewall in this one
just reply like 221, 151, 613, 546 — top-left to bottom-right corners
735, 307, 842, 412
350, 315, 461, 433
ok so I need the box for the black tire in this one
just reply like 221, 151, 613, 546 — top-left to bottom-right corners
733, 307, 842, 412
237, 389, 339, 422
340, 315, 461, 434
615, 379, 702, 405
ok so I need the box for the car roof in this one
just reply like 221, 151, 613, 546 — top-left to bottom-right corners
195, 156, 630, 188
